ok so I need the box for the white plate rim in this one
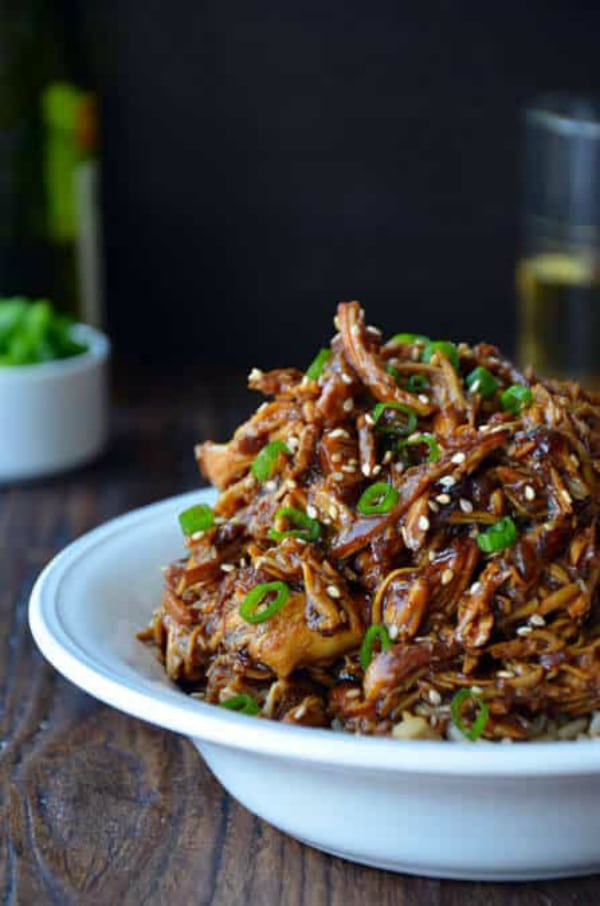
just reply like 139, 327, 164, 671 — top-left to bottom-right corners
29, 488, 600, 778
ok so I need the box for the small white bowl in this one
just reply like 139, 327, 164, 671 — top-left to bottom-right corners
0, 324, 109, 482
28, 489, 600, 882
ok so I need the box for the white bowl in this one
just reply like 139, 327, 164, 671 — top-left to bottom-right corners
0, 324, 109, 482
28, 488, 600, 881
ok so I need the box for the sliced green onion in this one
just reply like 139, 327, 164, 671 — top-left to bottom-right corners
406, 373, 428, 393
477, 516, 518, 554
401, 432, 441, 462
178, 503, 214, 535
422, 340, 459, 370
450, 688, 489, 741
390, 332, 430, 344
360, 624, 392, 670
251, 440, 290, 482
239, 580, 290, 623
466, 366, 498, 400
372, 401, 418, 437
386, 363, 402, 384
357, 482, 399, 516
306, 348, 332, 380
220, 694, 260, 715
500, 384, 533, 414
268, 507, 321, 542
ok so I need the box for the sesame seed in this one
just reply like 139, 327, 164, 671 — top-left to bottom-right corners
451, 452, 466, 465
341, 464, 357, 473
428, 550, 436, 562
570, 454, 580, 469
441, 568, 454, 585
388, 624, 399, 640
365, 415, 375, 429
428, 689, 442, 706
470, 380, 481, 394
351, 324, 360, 336
470, 685, 483, 695
361, 463, 371, 477
470, 581, 482, 594
326, 585, 341, 598
418, 394, 429, 405
190, 530, 205, 541
428, 500, 439, 513
285, 479, 297, 490
345, 688, 361, 699
366, 325, 381, 336
239, 558, 247, 567
418, 515, 430, 532
411, 348, 420, 361
341, 373, 353, 384
560, 489, 572, 505
348, 458, 358, 466
524, 485, 536, 501
331, 452, 342, 463
287, 435, 299, 451
372, 464, 382, 476
331, 472, 344, 481
439, 475, 456, 489
529, 613, 546, 627
265, 480, 277, 492
306, 505, 317, 519
220, 563, 235, 573
478, 424, 491, 432
342, 398, 354, 412
516, 625, 533, 637
436, 493, 451, 505
329, 428, 349, 439
459, 498, 474, 514
328, 505, 338, 519
496, 670, 514, 679
214, 516, 226, 524
382, 450, 394, 464
333, 315, 341, 330
248, 367, 263, 381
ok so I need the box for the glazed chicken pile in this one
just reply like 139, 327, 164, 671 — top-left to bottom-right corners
141, 302, 600, 741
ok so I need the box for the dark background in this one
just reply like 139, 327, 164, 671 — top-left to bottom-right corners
70, 0, 600, 368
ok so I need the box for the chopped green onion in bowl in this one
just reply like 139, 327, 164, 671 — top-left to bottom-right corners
466, 366, 498, 399
422, 340, 460, 370
477, 516, 518, 554
501, 384, 533, 414
0, 297, 89, 366
450, 688, 489, 741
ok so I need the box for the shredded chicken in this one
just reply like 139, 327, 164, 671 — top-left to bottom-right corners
141, 301, 600, 742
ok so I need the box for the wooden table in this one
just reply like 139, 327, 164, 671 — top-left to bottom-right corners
2, 372, 599, 906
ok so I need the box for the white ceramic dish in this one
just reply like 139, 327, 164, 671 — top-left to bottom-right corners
29, 488, 600, 881
0, 324, 109, 482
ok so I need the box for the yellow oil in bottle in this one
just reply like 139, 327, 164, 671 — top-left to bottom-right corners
517, 252, 600, 389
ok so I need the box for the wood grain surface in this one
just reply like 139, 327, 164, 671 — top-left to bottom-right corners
1, 372, 599, 906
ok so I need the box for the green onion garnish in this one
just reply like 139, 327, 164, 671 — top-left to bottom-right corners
450, 688, 489, 741
251, 440, 290, 482
360, 624, 393, 670
476, 516, 518, 554
306, 348, 332, 380
406, 373, 428, 393
372, 401, 418, 437
401, 432, 441, 462
357, 482, 399, 516
386, 364, 402, 384
500, 384, 533, 414
239, 580, 291, 623
390, 332, 430, 344
0, 297, 88, 366
422, 340, 460, 370
178, 503, 215, 535
466, 366, 498, 399
220, 694, 260, 715
268, 507, 321, 542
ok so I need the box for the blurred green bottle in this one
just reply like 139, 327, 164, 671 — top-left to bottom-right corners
0, 0, 103, 325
